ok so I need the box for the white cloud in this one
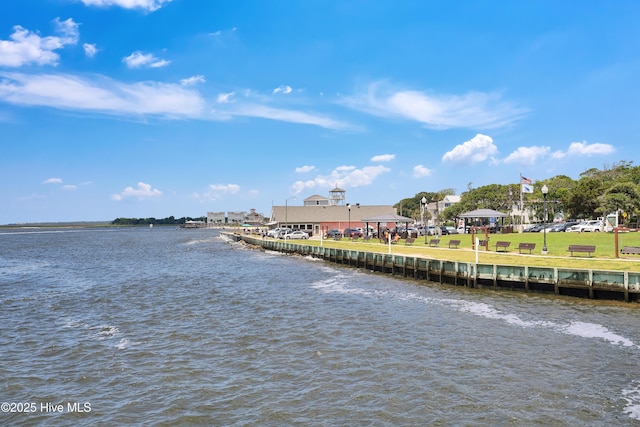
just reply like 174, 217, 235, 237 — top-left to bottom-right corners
442, 134, 498, 164
273, 85, 292, 94
228, 104, 353, 131
503, 146, 551, 166
216, 92, 235, 103
180, 75, 205, 86
112, 182, 162, 200
291, 165, 390, 194
123, 51, 170, 68
62, 184, 77, 190
371, 154, 395, 162
43, 177, 63, 184
201, 183, 240, 200
0, 72, 205, 118
81, 0, 172, 12
0, 18, 79, 67
295, 165, 315, 173
413, 164, 432, 178
83, 43, 98, 57
343, 82, 527, 130
551, 141, 615, 159
566, 141, 615, 156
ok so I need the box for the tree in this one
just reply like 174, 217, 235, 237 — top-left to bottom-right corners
598, 182, 640, 225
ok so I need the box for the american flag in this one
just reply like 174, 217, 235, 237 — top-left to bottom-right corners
520, 175, 532, 185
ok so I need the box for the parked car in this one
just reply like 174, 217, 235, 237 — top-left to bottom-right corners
445, 226, 458, 234
566, 220, 602, 233
582, 220, 603, 232
274, 228, 292, 238
325, 229, 342, 239
549, 221, 579, 232
282, 230, 309, 239
343, 228, 363, 238
267, 227, 285, 238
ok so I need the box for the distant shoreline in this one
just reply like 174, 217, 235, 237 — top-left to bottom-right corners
0, 221, 113, 228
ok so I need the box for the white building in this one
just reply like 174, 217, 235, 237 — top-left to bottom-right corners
207, 212, 225, 224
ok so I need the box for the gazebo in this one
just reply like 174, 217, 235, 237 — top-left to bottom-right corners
458, 208, 509, 231
360, 213, 415, 238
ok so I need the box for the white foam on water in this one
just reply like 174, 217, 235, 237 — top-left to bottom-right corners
623, 381, 640, 420
560, 321, 636, 347
116, 338, 129, 350
311, 274, 640, 420
185, 236, 219, 245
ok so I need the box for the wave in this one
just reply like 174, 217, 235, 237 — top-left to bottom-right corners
311, 272, 640, 420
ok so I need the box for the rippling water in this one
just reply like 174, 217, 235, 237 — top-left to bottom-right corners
1, 227, 640, 426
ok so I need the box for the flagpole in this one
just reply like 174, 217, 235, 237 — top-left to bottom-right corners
519, 174, 524, 227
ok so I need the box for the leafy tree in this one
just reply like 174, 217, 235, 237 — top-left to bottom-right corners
598, 182, 640, 225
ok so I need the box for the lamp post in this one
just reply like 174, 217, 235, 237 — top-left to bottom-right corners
347, 203, 351, 236
541, 185, 548, 254
421, 196, 427, 244
285, 196, 296, 240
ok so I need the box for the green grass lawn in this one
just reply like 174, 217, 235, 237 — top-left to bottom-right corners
261, 231, 640, 272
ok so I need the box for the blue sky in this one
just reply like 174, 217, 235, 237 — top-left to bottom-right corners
1, 0, 638, 224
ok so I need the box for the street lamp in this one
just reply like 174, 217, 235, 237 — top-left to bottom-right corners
285, 196, 296, 240
421, 196, 427, 244
541, 185, 548, 254
347, 203, 351, 236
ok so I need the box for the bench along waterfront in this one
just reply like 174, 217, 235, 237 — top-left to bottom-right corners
568, 244, 596, 257
228, 233, 640, 303
517, 242, 536, 254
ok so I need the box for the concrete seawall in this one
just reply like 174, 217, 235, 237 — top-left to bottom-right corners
225, 233, 640, 303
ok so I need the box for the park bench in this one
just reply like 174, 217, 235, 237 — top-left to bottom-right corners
568, 244, 596, 257
448, 239, 461, 249
495, 241, 511, 252
517, 242, 536, 254
478, 239, 489, 249
362, 235, 372, 242
621, 246, 640, 255
405, 238, 415, 245
428, 239, 440, 247
351, 236, 360, 242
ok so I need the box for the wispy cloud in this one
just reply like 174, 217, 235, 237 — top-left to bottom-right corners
228, 104, 353, 131
0, 72, 205, 118
0, 18, 79, 67
43, 177, 63, 184
295, 165, 315, 173
112, 182, 162, 200
180, 75, 205, 86
442, 134, 498, 165
81, 0, 172, 12
371, 154, 395, 162
216, 91, 235, 103
273, 85, 292, 94
83, 43, 98, 57
123, 51, 170, 68
342, 82, 527, 130
199, 183, 241, 200
291, 164, 390, 194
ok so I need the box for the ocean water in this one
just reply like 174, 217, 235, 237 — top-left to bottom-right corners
1, 226, 640, 426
